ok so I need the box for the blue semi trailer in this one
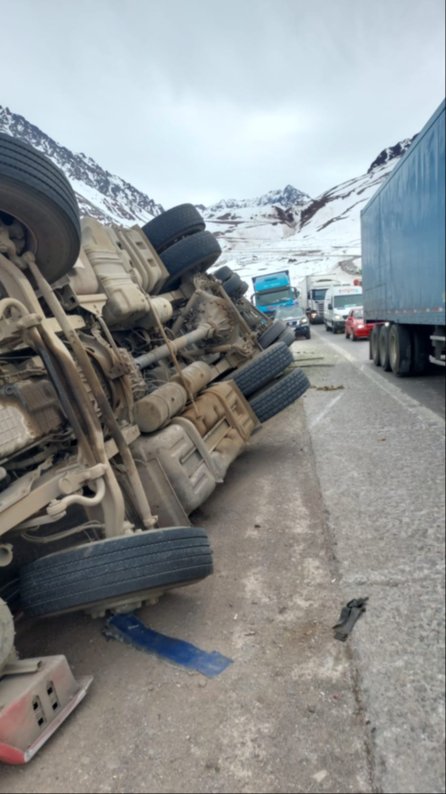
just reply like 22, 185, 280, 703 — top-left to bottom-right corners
361, 99, 445, 376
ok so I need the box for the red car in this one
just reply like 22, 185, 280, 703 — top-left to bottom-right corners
345, 308, 375, 340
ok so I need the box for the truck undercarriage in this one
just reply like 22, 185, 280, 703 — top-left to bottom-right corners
0, 134, 310, 761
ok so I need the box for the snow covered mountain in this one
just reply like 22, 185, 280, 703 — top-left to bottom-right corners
203, 136, 415, 291
0, 105, 416, 291
0, 106, 164, 225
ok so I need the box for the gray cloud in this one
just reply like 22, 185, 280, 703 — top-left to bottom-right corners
2, 0, 445, 206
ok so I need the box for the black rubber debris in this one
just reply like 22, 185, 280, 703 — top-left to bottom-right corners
333, 597, 368, 641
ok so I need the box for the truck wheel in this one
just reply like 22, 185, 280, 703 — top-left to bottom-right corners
389, 324, 412, 377
370, 325, 381, 366
19, 528, 213, 618
222, 273, 249, 299
278, 327, 295, 347
142, 203, 205, 253
378, 325, 391, 371
412, 328, 430, 375
223, 341, 293, 397
0, 598, 15, 670
249, 368, 310, 423
258, 320, 287, 349
213, 265, 234, 282
160, 230, 222, 289
0, 133, 81, 282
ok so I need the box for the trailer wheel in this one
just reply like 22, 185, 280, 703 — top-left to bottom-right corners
213, 265, 234, 282
378, 325, 391, 371
223, 341, 293, 397
258, 320, 287, 349
0, 133, 81, 282
249, 368, 310, 423
278, 327, 296, 347
370, 325, 381, 366
160, 230, 222, 289
142, 203, 205, 253
19, 528, 213, 618
0, 598, 15, 669
222, 273, 249, 299
389, 324, 412, 377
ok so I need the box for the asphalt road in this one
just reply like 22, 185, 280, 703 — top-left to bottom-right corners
310, 324, 446, 419
1, 330, 444, 794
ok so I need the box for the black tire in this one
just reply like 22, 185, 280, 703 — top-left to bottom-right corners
258, 320, 287, 349
249, 368, 310, 423
278, 327, 296, 347
160, 230, 222, 289
412, 328, 430, 375
351, 332, 357, 342
370, 325, 381, 366
389, 324, 412, 376
213, 265, 234, 282
0, 133, 81, 282
306, 328, 311, 340
222, 273, 249, 299
19, 528, 213, 618
378, 325, 391, 371
142, 203, 205, 254
223, 341, 293, 397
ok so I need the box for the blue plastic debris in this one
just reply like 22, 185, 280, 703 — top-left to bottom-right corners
103, 613, 233, 678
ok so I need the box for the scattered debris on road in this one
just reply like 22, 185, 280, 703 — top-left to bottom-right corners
333, 597, 369, 641
311, 384, 345, 391
103, 613, 233, 677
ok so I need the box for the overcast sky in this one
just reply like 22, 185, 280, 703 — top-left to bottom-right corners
2, 0, 445, 207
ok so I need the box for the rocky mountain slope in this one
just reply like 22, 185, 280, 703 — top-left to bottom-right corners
0, 106, 163, 225
0, 104, 416, 291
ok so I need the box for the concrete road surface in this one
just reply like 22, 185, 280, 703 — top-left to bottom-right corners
1, 329, 444, 794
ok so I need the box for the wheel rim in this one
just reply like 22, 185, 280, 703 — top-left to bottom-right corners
389, 328, 398, 371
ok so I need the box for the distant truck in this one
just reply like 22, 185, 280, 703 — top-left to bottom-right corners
323, 284, 363, 333
300, 274, 341, 324
361, 99, 445, 375
251, 270, 298, 317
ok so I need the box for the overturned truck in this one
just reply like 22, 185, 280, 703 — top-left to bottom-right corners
0, 134, 309, 761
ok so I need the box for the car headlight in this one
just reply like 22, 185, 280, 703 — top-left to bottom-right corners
299, 317, 308, 325
334, 313, 343, 320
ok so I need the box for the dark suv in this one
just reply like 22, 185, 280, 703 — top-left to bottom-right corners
275, 306, 311, 339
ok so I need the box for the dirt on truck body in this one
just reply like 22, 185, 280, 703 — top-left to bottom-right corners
0, 134, 309, 761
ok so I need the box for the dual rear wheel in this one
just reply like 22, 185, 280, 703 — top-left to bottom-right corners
371, 323, 429, 376
142, 203, 222, 289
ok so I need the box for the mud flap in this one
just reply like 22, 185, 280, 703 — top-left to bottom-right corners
0, 656, 92, 764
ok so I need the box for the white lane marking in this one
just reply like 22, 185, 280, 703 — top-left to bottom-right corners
309, 392, 344, 428
312, 328, 445, 434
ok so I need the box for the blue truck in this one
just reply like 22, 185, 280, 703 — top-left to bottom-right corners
361, 98, 445, 376
251, 270, 298, 317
